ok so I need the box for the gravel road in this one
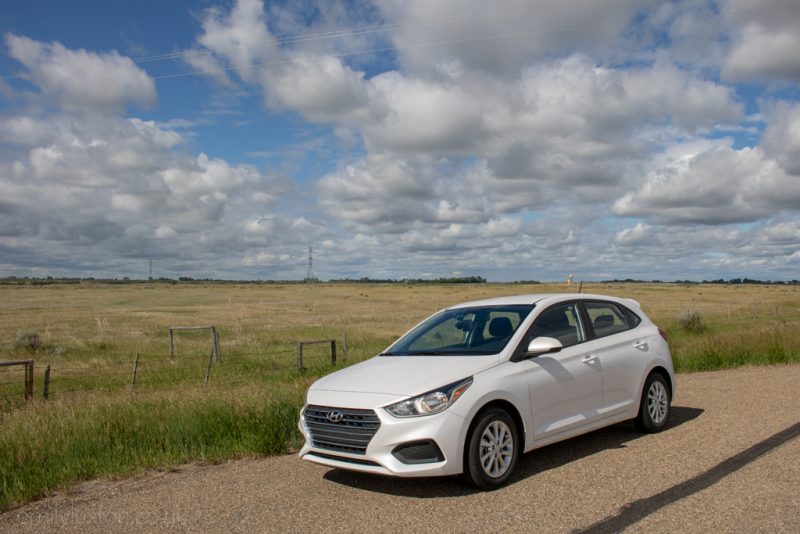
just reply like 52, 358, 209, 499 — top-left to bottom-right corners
2, 364, 799, 533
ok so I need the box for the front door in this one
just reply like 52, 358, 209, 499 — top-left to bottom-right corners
523, 302, 602, 440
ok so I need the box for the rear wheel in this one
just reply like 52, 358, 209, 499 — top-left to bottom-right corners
463, 408, 519, 490
635, 372, 671, 432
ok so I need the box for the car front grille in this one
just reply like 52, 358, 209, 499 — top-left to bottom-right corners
304, 405, 381, 455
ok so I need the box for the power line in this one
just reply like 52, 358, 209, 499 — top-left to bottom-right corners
152, 21, 629, 81
146, 0, 792, 82
1, 0, 790, 86
133, 0, 641, 65
4, 1, 625, 84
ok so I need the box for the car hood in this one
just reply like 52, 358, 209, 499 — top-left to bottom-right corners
310, 355, 501, 397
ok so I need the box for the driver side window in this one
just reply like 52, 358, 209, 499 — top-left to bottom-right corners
529, 303, 585, 348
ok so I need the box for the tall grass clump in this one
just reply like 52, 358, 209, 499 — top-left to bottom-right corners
0, 387, 304, 511
678, 310, 706, 333
672, 325, 800, 373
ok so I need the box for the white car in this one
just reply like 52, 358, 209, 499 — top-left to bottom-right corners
298, 293, 674, 489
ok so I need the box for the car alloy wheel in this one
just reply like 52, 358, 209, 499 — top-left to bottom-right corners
647, 380, 668, 424
479, 420, 514, 478
635, 372, 671, 433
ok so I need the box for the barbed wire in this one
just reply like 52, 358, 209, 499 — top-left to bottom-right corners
46, 375, 127, 382
41, 384, 126, 393
135, 356, 208, 365
133, 369, 202, 377
37, 385, 125, 395
43, 362, 131, 371
0, 367, 28, 373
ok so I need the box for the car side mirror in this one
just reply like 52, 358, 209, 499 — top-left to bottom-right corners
525, 336, 563, 356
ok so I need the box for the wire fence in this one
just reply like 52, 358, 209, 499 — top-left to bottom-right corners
0, 339, 353, 408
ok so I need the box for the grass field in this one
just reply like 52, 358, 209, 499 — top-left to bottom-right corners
1, 281, 799, 510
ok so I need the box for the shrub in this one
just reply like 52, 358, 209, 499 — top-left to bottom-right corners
678, 310, 706, 333
14, 331, 42, 352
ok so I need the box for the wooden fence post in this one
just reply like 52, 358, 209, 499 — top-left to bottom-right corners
211, 327, 221, 361
0, 360, 35, 402
24, 360, 33, 400
43, 364, 51, 400
204, 349, 214, 386
295, 339, 338, 369
168, 325, 219, 360
342, 332, 348, 360
131, 352, 140, 387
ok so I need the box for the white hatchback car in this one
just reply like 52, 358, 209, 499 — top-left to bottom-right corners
298, 293, 675, 489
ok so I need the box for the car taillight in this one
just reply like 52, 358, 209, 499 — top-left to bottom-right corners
658, 328, 669, 342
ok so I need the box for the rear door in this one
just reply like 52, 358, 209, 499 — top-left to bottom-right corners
581, 300, 650, 417
521, 302, 603, 440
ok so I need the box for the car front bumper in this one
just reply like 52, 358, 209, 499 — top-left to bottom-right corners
298, 397, 468, 477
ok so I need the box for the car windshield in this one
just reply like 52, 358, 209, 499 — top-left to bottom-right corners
382, 304, 535, 356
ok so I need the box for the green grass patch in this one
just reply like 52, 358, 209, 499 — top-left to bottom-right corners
672, 326, 800, 372
0, 387, 304, 511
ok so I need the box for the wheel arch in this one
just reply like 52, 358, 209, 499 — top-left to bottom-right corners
462, 399, 526, 471
647, 365, 673, 400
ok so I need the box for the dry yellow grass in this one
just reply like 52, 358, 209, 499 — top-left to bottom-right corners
1, 281, 799, 365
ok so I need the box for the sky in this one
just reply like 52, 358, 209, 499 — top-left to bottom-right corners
0, 0, 799, 282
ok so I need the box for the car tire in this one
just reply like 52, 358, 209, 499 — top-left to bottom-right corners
635, 372, 671, 433
463, 407, 519, 490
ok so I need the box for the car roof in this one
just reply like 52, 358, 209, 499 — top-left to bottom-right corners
448, 293, 642, 310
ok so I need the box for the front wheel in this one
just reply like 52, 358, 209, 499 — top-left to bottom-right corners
635, 372, 671, 432
463, 408, 519, 490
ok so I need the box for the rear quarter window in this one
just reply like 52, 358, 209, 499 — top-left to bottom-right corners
584, 301, 635, 338
621, 305, 642, 328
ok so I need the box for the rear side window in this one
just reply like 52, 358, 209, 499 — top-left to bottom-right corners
584, 301, 634, 338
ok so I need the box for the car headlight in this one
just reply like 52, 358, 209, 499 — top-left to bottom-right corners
384, 377, 473, 417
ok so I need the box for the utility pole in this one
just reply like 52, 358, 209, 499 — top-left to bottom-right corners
149, 256, 153, 281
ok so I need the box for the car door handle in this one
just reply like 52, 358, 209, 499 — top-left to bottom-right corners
582, 354, 598, 364
634, 341, 649, 351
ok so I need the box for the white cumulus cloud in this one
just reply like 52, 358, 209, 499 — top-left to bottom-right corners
5, 33, 156, 111
722, 0, 800, 83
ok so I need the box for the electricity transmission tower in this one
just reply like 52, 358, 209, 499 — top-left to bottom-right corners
304, 246, 317, 282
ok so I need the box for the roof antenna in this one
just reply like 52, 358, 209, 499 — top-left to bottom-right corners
578, 280, 583, 294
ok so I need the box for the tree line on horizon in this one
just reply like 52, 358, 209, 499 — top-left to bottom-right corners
1, 275, 798, 285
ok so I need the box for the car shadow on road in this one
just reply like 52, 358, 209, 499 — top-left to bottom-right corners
322, 405, 704, 498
